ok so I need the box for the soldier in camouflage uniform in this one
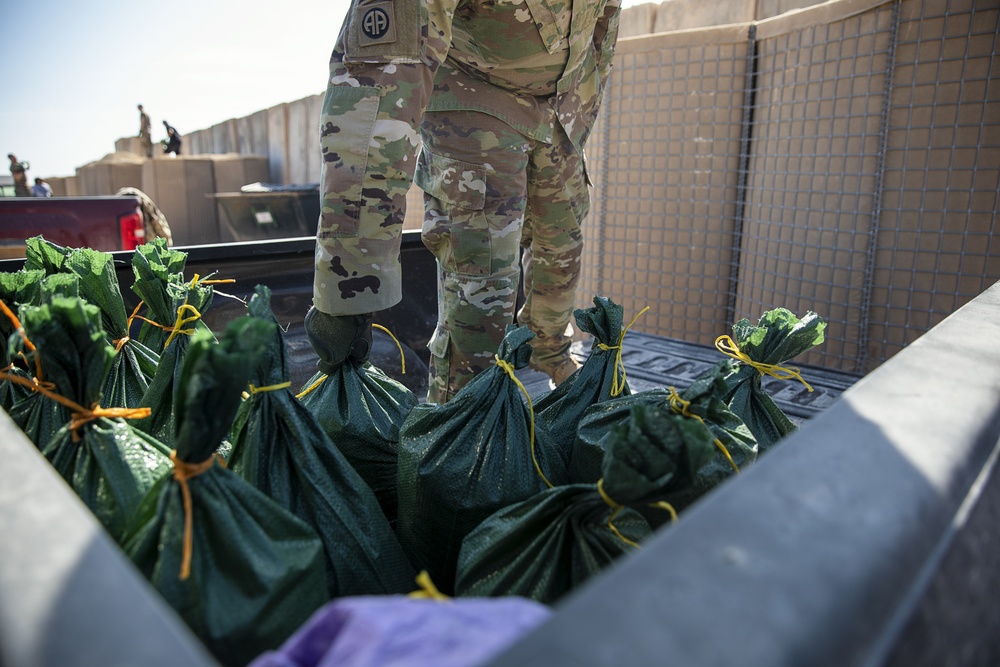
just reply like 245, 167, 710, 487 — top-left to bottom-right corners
137, 105, 154, 158
306, 0, 622, 403
8, 154, 30, 197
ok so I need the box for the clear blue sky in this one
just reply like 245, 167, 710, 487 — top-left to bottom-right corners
0, 0, 351, 178
1, 0, 646, 179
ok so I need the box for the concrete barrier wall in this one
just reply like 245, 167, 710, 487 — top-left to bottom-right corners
209, 120, 239, 155
237, 110, 269, 156
266, 103, 289, 185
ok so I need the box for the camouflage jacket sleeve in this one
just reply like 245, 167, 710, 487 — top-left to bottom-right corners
314, 0, 457, 315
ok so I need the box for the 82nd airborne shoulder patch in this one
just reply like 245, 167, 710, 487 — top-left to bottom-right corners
358, 1, 397, 47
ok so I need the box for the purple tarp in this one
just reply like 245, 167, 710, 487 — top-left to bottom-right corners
249, 595, 551, 667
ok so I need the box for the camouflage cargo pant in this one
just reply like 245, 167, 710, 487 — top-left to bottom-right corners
417, 110, 589, 403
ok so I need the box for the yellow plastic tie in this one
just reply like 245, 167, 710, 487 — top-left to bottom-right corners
295, 374, 328, 400
163, 304, 203, 349
0, 371, 152, 442
714, 334, 814, 392
409, 570, 451, 600
195, 278, 236, 285
649, 500, 679, 524
248, 381, 292, 394
596, 306, 650, 397
597, 479, 641, 549
113, 301, 145, 352
495, 355, 552, 489
67, 406, 152, 438
667, 386, 740, 475
0, 299, 44, 381
372, 323, 406, 375
170, 451, 216, 581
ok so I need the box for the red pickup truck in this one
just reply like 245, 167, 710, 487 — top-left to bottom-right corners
0, 195, 146, 259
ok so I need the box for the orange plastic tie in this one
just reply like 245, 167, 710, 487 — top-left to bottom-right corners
169, 451, 216, 581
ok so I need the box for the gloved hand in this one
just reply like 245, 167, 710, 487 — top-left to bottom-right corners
304, 306, 373, 374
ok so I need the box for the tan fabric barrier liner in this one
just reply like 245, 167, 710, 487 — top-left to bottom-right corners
755, 0, 895, 38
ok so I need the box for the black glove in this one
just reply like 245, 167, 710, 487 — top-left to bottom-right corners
304, 307, 373, 374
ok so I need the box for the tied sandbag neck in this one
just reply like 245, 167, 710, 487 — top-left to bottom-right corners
169, 450, 216, 580
596, 306, 650, 397
596, 478, 678, 549
112, 301, 145, 352
119, 274, 234, 352
294, 322, 406, 400
715, 334, 814, 392
163, 274, 233, 349
0, 299, 151, 441
243, 381, 292, 400
494, 355, 552, 489
667, 386, 740, 475
0, 370, 151, 442
1, 298, 43, 380
408, 570, 451, 601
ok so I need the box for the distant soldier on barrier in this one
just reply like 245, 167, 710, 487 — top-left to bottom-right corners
7, 154, 30, 197
137, 104, 154, 158
305, 0, 623, 403
162, 121, 182, 156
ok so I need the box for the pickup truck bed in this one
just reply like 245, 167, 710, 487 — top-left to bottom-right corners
3, 233, 1000, 667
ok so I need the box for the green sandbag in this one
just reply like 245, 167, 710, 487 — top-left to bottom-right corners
130, 237, 190, 351
0, 269, 46, 412
229, 286, 416, 597
571, 361, 757, 517
532, 296, 633, 478
123, 321, 329, 667
134, 274, 216, 446
22, 235, 70, 274
718, 308, 826, 452
23, 238, 160, 408
297, 327, 418, 525
17, 297, 173, 541
396, 325, 559, 594
456, 403, 716, 603
2, 274, 81, 446
66, 248, 161, 408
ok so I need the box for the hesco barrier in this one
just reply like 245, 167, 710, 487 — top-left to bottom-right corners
582, 0, 1000, 377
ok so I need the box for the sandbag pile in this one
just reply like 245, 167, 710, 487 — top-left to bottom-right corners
0, 237, 416, 666
0, 233, 828, 665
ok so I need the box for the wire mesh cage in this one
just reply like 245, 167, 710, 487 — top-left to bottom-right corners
583, 0, 999, 375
